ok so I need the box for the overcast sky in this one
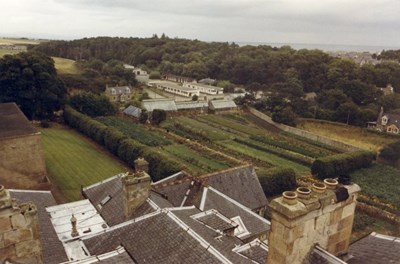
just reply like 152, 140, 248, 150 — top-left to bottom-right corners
2, 0, 400, 48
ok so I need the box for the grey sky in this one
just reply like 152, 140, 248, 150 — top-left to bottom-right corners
2, 0, 400, 47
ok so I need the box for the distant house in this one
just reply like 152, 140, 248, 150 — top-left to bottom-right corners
124, 64, 148, 76
123, 105, 142, 119
163, 74, 193, 83
379, 84, 394, 96
183, 82, 224, 95
208, 100, 238, 114
105, 86, 132, 102
374, 107, 400, 134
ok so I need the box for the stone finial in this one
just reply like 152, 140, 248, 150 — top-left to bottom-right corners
71, 214, 79, 237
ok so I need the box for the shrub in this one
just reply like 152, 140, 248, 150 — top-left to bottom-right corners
40, 120, 50, 128
379, 140, 400, 162
311, 150, 376, 180
258, 167, 297, 197
152, 109, 167, 125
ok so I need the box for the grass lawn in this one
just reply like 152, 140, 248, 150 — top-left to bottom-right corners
298, 120, 397, 151
52, 57, 81, 75
40, 125, 129, 201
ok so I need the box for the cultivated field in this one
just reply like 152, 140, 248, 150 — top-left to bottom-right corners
0, 38, 41, 45
298, 119, 397, 151
40, 125, 129, 201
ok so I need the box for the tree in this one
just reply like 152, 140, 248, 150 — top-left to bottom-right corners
272, 106, 298, 126
69, 91, 116, 117
0, 52, 67, 119
139, 110, 148, 124
151, 109, 166, 125
149, 71, 161, 79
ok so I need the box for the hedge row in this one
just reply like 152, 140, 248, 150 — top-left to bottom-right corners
311, 150, 376, 180
379, 140, 400, 162
234, 138, 313, 166
258, 167, 297, 197
64, 105, 180, 181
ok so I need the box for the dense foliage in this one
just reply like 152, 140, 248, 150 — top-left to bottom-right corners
379, 140, 400, 162
151, 109, 167, 125
258, 167, 297, 197
63, 105, 180, 180
0, 52, 67, 119
61, 59, 137, 94
311, 150, 376, 179
69, 91, 116, 117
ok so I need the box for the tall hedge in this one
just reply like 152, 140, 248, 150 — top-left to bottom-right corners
258, 167, 297, 197
311, 150, 376, 180
379, 140, 400, 162
63, 105, 180, 180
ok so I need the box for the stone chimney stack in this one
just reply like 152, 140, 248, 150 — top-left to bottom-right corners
122, 159, 151, 218
134, 158, 149, 174
0, 185, 43, 263
267, 180, 360, 264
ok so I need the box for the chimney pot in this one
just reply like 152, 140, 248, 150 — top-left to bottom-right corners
71, 214, 79, 237
282, 191, 298, 205
312, 182, 327, 194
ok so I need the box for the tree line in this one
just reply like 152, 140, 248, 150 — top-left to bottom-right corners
30, 36, 400, 126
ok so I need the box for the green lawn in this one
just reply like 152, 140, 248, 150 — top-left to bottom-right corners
52, 57, 81, 75
40, 125, 129, 201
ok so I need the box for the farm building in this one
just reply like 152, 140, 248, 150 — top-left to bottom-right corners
123, 64, 147, 76
105, 86, 133, 102
0, 102, 47, 189
123, 105, 142, 119
208, 99, 238, 114
183, 82, 224, 95
153, 82, 200, 98
142, 98, 177, 112
175, 100, 208, 113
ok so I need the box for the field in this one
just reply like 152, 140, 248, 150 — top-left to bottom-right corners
161, 114, 339, 175
40, 125, 129, 201
0, 38, 41, 45
298, 119, 397, 151
351, 163, 400, 210
52, 57, 81, 75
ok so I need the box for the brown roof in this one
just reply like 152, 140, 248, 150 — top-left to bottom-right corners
384, 112, 400, 127
347, 232, 400, 264
9, 190, 68, 264
0, 102, 36, 139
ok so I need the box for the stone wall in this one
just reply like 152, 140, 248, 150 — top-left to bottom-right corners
0, 133, 47, 189
248, 108, 361, 152
267, 183, 360, 264
0, 186, 43, 263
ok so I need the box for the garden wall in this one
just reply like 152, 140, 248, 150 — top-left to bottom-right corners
248, 108, 361, 152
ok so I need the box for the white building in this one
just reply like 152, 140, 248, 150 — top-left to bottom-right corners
153, 82, 200, 98
183, 82, 224, 95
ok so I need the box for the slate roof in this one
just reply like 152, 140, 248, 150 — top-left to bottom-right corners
383, 112, 400, 127
82, 209, 222, 264
9, 190, 68, 264
0, 102, 36, 139
302, 246, 347, 264
62, 247, 135, 264
201, 165, 268, 211
208, 100, 237, 110
153, 165, 268, 212
141, 99, 178, 112
123, 105, 142, 118
234, 240, 268, 264
82, 173, 173, 226
201, 187, 270, 241
347, 232, 400, 264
